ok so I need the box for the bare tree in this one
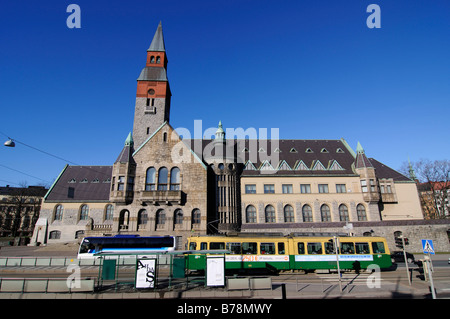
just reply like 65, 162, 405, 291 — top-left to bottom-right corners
401, 159, 450, 219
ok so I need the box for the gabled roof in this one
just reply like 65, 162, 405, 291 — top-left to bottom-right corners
44, 166, 112, 202
187, 138, 357, 176
369, 158, 412, 182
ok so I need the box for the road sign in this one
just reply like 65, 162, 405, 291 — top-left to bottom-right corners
421, 239, 435, 255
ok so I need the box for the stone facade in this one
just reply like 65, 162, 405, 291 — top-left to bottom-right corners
30, 22, 450, 253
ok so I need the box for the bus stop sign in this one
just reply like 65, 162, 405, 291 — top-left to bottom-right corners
421, 239, 435, 255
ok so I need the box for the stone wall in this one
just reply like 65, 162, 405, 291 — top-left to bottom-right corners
242, 219, 450, 253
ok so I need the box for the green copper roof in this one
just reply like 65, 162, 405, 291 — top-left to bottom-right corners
125, 132, 134, 146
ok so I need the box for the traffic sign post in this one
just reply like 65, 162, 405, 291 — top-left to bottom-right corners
401, 237, 411, 286
421, 239, 436, 299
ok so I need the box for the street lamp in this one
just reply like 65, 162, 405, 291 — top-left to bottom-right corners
4, 139, 15, 147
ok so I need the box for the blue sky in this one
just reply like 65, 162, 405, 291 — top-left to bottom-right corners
0, 0, 449, 187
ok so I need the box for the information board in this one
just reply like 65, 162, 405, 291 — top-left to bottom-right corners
135, 259, 156, 288
206, 256, 225, 287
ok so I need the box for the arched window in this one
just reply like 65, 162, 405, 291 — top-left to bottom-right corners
138, 209, 148, 225
265, 205, 275, 223
302, 204, 313, 222
54, 205, 64, 221
357, 204, 367, 221
49, 230, 61, 239
105, 204, 114, 221
145, 167, 156, 190
339, 204, 349, 222
170, 167, 180, 190
156, 56, 161, 64
119, 210, 129, 230
284, 205, 294, 222
150, 56, 155, 63
321, 204, 331, 222
156, 209, 166, 227
158, 167, 168, 190
246, 205, 257, 223
80, 205, 89, 220
192, 209, 201, 225
75, 230, 84, 239
174, 209, 183, 225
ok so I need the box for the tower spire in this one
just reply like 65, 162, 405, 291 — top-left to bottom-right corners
148, 21, 165, 52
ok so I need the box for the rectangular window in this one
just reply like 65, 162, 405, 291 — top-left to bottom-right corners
200, 242, 208, 250
242, 242, 257, 254
355, 243, 370, 254
282, 184, 293, 194
340, 242, 355, 254
386, 185, 392, 193
372, 242, 386, 254
264, 184, 275, 194
325, 241, 338, 254
307, 242, 323, 255
361, 180, 368, 192
189, 242, 197, 250
297, 242, 305, 254
260, 243, 275, 255
278, 242, 285, 255
245, 184, 256, 194
210, 242, 225, 250
318, 184, 329, 193
300, 184, 311, 194
380, 185, 385, 193
226, 242, 241, 255
118, 176, 125, 191
370, 179, 376, 192
336, 184, 346, 193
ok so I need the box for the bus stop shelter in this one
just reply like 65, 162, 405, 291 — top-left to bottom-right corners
93, 250, 229, 292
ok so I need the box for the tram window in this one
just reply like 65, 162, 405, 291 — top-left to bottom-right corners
307, 243, 323, 255
189, 242, 197, 250
325, 242, 338, 254
242, 242, 257, 254
297, 243, 305, 254
372, 242, 385, 254
210, 242, 225, 250
200, 242, 208, 250
355, 243, 370, 254
226, 242, 241, 254
340, 242, 355, 254
260, 243, 275, 255
278, 242, 285, 254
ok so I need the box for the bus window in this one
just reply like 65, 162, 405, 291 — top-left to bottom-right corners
260, 243, 275, 255
297, 243, 305, 254
210, 242, 225, 250
200, 242, 208, 250
325, 241, 338, 254
355, 243, 369, 254
307, 243, 323, 255
372, 242, 385, 254
226, 242, 241, 254
278, 242, 285, 255
340, 242, 355, 254
242, 242, 257, 254
189, 242, 197, 250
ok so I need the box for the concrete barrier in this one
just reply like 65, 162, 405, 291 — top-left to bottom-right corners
227, 278, 249, 290
250, 277, 272, 290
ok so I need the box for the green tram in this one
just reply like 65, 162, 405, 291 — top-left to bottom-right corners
186, 235, 392, 273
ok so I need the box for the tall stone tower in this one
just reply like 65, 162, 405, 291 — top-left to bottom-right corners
132, 22, 172, 149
